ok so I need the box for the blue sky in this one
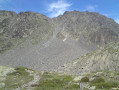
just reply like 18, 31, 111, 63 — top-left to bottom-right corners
0, 0, 119, 23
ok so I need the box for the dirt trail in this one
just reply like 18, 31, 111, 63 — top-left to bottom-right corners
15, 70, 41, 90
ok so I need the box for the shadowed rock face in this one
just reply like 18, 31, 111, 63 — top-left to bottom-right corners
90, 29, 118, 46
0, 10, 119, 72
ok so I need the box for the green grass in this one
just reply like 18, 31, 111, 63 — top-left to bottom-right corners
67, 84, 79, 89
33, 72, 80, 90
1, 70, 80, 90
90, 81, 118, 89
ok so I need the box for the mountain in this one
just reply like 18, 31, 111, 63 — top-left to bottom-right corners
0, 10, 119, 73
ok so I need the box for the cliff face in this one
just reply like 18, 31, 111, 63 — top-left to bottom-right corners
89, 29, 118, 46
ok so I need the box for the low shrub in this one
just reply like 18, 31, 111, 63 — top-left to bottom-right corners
80, 77, 89, 82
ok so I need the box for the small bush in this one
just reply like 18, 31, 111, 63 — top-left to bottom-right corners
8, 67, 29, 76
80, 77, 89, 82
90, 77, 104, 83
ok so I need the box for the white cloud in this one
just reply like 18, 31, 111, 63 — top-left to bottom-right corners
115, 18, 119, 24
47, 0, 72, 18
85, 5, 97, 12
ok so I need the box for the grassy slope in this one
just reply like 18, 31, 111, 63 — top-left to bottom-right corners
0, 66, 119, 90
0, 66, 79, 90
0, 67, 34, 90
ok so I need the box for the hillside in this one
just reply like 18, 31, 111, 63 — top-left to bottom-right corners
62, 41, 119, 75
